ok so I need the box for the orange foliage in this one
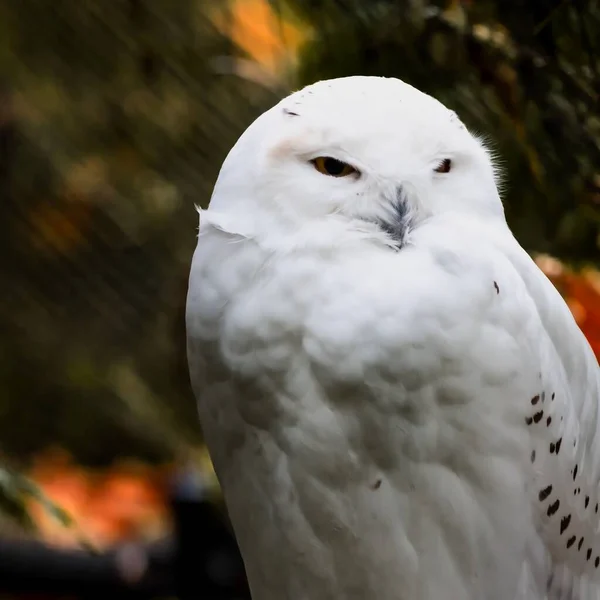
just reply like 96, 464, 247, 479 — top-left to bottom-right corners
27, 449, 171, 549
28, 203, 92, 256
28, 156, 109, 256
536, 255, 600, 359
211, 0, 306, 74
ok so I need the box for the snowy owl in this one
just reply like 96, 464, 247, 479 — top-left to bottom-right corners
186, 76, 600, 600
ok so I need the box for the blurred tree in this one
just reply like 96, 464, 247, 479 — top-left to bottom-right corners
0, 0, 281, 465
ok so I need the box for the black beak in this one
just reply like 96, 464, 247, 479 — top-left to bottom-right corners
375, 186, 411, 249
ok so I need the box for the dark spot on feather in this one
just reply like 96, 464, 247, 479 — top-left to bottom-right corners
546, 416, 552, 426
526, 416, 533, 425
555, 438, 562, 454
551, 393, 555, 400
585, 496, 590, 508
547, 499, 560, 516
533, 410, 543, 423
578, 537, 584, 551
595, 557, 599, 568
560, 514, 571, 534
371, 479, 382, 490
596, 503, 599, 514
588, 549, 592, 561
567, 535, 576, 548
539, 485, 552, 501
541, 391, 546, 402
550, 442, 556, 453
530, 450, 536, 463
493, 281, 499, 294
283, 108, 299, 117
573, 465, 578, 480
531, 395, 540, 405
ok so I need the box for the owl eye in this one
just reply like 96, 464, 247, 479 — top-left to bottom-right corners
312, 157, 358, 177
434, 158, 452, 173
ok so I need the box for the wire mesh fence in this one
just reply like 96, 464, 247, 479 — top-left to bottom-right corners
0, 0, 291, 465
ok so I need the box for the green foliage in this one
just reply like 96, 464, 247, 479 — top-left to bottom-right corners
0, 466, 72, 532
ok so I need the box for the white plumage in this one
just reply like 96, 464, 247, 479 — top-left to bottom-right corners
186, 76, 600, 600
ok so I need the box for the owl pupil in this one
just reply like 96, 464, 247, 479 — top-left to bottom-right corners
324, 158, 346, 175
435, 159, 452, 173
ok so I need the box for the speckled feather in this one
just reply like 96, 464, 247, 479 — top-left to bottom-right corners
186, 77, 600, 600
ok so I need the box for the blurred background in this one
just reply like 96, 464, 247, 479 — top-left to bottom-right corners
0, 0, 599, 596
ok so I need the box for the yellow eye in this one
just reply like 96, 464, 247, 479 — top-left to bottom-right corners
312, 157, 358, 178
